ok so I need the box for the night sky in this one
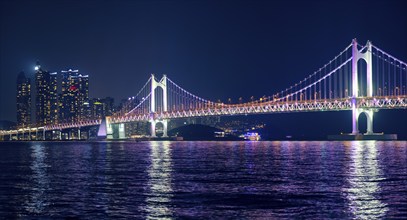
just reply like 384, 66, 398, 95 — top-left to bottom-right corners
1, 0, 406, 137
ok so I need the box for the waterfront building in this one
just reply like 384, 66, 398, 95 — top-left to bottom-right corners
35, 62, 58, 126
103, 97, 114, 116
90, 97, 115, 120
60, 69, 89, 122
90, 98, 104, 119
71, 74, 89, 121
16, 71, 31, 127
49, 72, 59, 124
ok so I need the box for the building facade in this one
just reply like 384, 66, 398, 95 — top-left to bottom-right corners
35, 62, 58, 126
16, 71, 31, 127
49, 72, 59, 124
90, 97, 115, 120
60, 69, 89, 122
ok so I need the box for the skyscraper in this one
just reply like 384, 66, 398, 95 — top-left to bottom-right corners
60, 69, 78, 122
35, 62, 58, 126
60, 69, 89, 122
71, 73, 89, 121
89, 97, 115, 120
16, 71, 31, 127
49, 72, 59, 124
103, 97, 114, 116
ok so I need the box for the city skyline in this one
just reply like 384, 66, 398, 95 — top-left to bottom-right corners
1, 1, 406, 218
14, 61, 116, 127
1, 0, 407, 136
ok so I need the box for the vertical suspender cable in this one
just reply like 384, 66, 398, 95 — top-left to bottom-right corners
394, 59, 397, 96
340, 53, 343, 98
329, 62, 332, 99
388, 57, 390, 96
378, 48, 379, 96
382, 53, 385, 96
324, 67, 327, 99
334, 57, 337, 99
403, 64, 405, 95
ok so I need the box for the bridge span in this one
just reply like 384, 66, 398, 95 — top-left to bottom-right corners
1, 39, 406, 140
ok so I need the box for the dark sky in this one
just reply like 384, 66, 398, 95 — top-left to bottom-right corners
1, 0, 406, 135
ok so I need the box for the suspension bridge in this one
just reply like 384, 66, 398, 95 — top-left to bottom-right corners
1, 39, 406, 140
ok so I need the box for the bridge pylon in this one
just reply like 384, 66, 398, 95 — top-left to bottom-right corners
150, 74, 169, 138
351, 39, 374, 134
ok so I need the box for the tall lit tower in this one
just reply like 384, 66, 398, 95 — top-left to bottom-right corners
60, 69, 79, 122
71, 73, 89, 121
16, 71, 31, 127
60, 69, 89, 122
35, 61, 58, 126
49, 72, 59, 124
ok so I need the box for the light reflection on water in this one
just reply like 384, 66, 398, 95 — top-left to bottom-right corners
145, 141, 173, 219
26, 144, 50, 214
344, 141, 388, 219
0, 141, 405, 218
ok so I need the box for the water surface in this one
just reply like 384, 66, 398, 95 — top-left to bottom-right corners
0, 141, 406, 218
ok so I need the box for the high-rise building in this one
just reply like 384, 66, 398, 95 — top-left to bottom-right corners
90, 98, 104, 119
35, 62, 58, 126
72, 74, 89, 121
90, 97, 115, 120
103, 97, 114, 116
60, 69, 89, 122
16, 71, 31, 127
60, 69, 77, 122
49, 72, 59, 124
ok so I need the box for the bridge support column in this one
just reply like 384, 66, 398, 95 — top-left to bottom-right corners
150, 120, 156, 138
162, 120, 168, 138
352, 98, 358, 134
78, 128, 81, 140
149, 119, 168, 138
352, 108, 375, 135
365, 109, 374, 135
118, 123, 126, 139
106, 117, 114, 140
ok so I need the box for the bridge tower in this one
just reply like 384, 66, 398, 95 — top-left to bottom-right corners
351, 39, 375, 134
150, 74, 168, 138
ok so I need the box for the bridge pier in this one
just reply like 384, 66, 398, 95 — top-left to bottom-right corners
352, 108, 374, 135
150, 120, 156, 138
104, 117, 126, 140
118, 123, 126, 139
162, 120, 168, 138
106, 117, 114, 139
150, 119, 168, 138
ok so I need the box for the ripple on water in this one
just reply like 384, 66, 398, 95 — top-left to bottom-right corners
0, 141, 406, 218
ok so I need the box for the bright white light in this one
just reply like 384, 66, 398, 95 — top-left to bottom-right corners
34, 66, 39, 71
